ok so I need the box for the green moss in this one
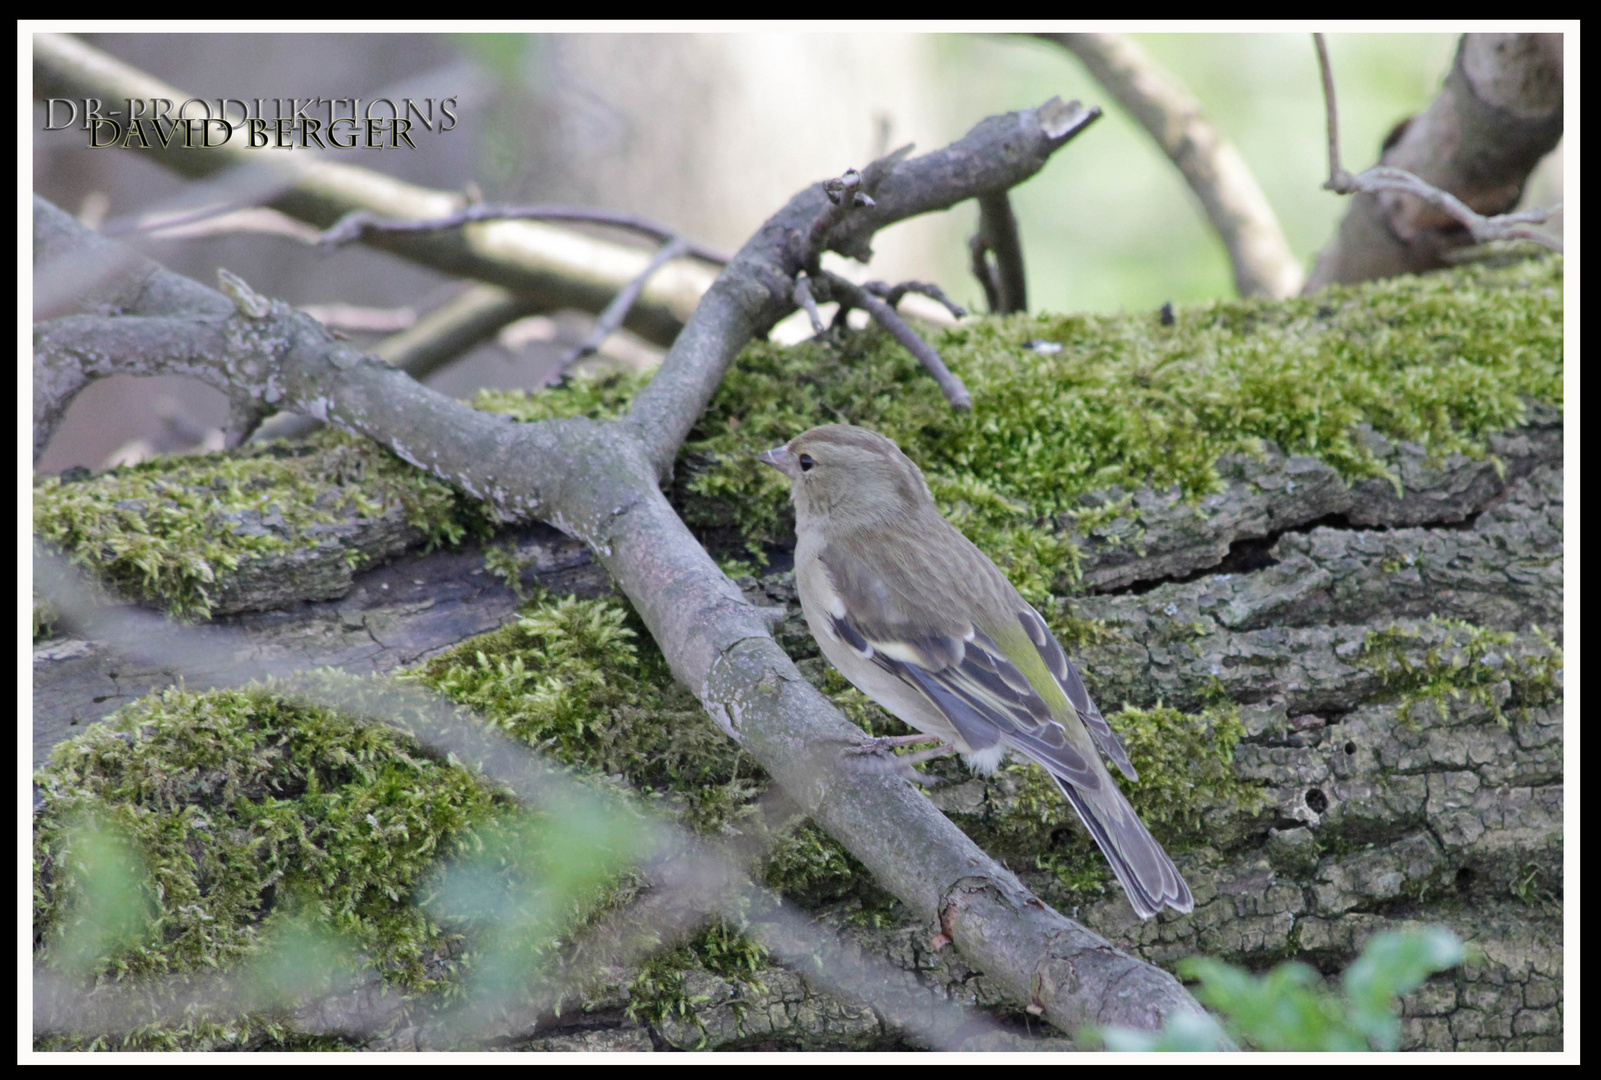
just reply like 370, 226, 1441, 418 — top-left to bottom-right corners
33, 589, 796, 1049
481, 542, 529, 600
471, 368, 651, 423
762, 822, 903, 927
405, 591, 759, 834
660, 257, 1561, 602
33, 429, 486, 621
624, 918, 772, 1046
1358, 617, 1564, 725
405, 591, 794, 1024
32, 679, 506, 1048
1508, 861, 1561, 913
32, 669, 656, 1050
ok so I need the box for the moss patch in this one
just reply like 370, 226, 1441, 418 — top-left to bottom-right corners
1358, 617, 1564, 726
31, 671, 646, 1051
33, 429, 486, 621
682, 257, 1558, 600
624, 919, 772, 1046
33, 681, 491, 1048
404, 591, 760, 835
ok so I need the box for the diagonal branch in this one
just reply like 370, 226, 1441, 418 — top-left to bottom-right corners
823, 272, 972, 410
557, 235, 693, 373
1043, 32, 1304, 299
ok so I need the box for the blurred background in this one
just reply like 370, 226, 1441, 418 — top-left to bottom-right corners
31, 32, 1563, 475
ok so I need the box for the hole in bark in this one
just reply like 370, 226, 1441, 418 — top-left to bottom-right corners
1455, 867, 1474, 893
1344, 741, 1357, 755
1214, 535, 1281, 574
1117, 534, 1283, 595
1305, 788, 1329, 814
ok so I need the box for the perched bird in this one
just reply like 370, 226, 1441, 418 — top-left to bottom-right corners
760, 424, 1192, 919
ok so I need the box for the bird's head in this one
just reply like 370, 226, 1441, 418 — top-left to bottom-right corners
759, 424, 936, 534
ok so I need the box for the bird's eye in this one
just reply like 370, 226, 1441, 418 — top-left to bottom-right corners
798, 454, 815, 471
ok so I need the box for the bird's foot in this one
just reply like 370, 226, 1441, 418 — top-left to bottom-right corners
843, 735, 955, 785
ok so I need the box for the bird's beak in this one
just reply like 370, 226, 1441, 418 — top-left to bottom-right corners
758, 443, 798, 479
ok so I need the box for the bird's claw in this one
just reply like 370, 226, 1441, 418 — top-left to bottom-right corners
841, 735, 954, 786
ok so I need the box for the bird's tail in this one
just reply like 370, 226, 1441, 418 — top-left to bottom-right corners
1054, 772, 1193, 919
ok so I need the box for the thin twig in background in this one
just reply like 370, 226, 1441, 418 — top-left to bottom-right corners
864, 280, 968, 320
793, 271, 826, 336
968, 232, 1002, 313
824, 272, 972, 411
1315, 34, 1346, 185
1042, 32, 1303, 299
558, 236, 693, 372
319, 204, 731, 266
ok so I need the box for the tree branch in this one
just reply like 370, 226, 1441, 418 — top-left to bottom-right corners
1043, 32, 1304, 299
1306, 32, 1563, 289
624, 96, 1100, 480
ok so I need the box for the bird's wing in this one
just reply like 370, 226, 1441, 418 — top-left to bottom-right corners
818, 529, 1135, 784
1014, 604, 1137, 782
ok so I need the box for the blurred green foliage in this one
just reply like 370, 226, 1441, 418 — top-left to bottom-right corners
1098, 926, 1468, 1051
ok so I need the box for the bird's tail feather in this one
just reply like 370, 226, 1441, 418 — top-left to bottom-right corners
1055, 774, 1193, 919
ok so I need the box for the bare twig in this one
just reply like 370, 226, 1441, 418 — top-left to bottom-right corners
1044, 32, 1304, 299
1307, 32, 1563, 288
825, 272, 972, 411
319, 205, 730, 267
558, 236, 693, 372
864, 280, 968, 320
968, 232, 1003, 314
1314, 33, 1345, 184
793, 271, 826, 336
973, 192, 1028, 313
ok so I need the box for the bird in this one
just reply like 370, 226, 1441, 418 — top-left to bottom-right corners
759, 423, 1193, 919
